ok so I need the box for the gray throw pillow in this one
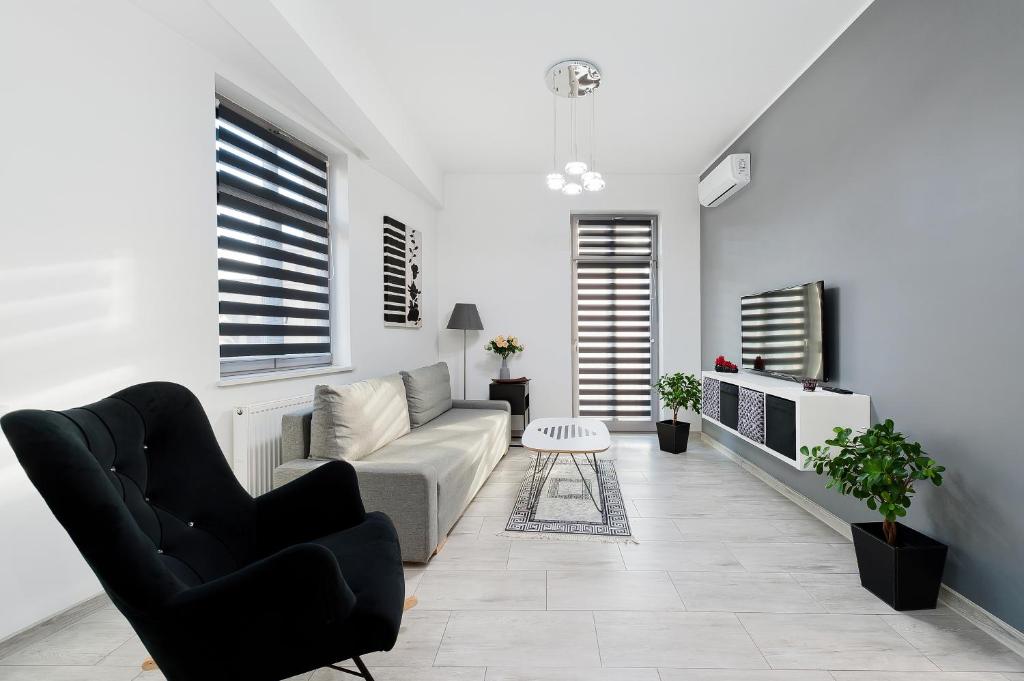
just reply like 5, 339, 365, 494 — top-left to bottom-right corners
400, 362, 453, 427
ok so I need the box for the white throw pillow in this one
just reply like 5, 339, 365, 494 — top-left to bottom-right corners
309, 374, 411, 461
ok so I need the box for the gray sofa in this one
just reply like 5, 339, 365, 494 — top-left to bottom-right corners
274, 366, 511, 563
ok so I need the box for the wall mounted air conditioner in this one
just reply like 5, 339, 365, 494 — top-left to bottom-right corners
698, 153, 750, 207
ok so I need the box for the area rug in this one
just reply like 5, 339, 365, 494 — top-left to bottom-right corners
499, 454, 633, 542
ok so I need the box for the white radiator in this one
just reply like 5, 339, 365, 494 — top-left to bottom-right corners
231, 394, 313, 496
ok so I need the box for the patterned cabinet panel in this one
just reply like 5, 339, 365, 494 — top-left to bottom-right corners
703, 377, 721, 421
738, 387, 766, 444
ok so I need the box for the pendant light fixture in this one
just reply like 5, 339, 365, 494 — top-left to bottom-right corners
546, 173, 567, 190
581, 91, 605, 191
562, 181, 583, 195
546, 95, 566, 190
545, 59, 605, 194
564, 97, 588, 176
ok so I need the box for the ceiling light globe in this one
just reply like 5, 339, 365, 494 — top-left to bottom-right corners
581, 170, 600, 183
546, 173, 566, 190
583, 173, 606, 192
561, 181, 583, 196
564, 160, 588, 176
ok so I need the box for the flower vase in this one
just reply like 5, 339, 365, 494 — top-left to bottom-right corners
499, 356, 510, 380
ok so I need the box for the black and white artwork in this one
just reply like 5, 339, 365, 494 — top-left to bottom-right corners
383, 216, 422, 327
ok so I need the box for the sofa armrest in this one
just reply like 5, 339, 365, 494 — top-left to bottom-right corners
281, 408, 313, 463
452, 399, 512, 413
349, 460, 438, 562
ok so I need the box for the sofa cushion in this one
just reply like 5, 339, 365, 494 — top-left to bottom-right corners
309, 375, 410, 461
400, 362, 453, 427
366, 407, 510, 536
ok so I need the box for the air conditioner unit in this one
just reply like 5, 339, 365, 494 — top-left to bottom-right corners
698, 153, 750, 207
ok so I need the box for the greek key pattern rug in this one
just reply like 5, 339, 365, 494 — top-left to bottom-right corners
502, 454, 632, 541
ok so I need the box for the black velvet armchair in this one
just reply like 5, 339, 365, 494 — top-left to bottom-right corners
0, 382, 405, 681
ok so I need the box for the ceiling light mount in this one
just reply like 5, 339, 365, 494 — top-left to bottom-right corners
545, 60, 602, 99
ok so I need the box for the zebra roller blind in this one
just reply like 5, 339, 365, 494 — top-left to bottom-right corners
215, 98, 332, 376
573, 217, 658, 423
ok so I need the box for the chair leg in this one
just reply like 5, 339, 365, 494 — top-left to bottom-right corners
352, 656, 375, 681
327, 656, 376, 680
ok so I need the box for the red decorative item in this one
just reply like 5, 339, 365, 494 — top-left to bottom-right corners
714, 355, 739, 373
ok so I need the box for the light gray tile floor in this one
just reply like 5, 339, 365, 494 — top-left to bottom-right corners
1, 434, 1021, 680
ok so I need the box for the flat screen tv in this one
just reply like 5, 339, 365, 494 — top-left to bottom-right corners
741, 280, 826, 381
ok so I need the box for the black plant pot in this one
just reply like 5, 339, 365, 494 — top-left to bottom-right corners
656, 420, 690, 453
851, 522, 948, 611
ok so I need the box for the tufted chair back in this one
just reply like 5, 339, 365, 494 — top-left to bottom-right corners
1, 382, 256, 612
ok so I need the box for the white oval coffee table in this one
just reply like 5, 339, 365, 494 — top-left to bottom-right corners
521, 417, 611, 513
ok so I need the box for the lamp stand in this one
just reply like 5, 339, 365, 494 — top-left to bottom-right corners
462, 329, 468, 400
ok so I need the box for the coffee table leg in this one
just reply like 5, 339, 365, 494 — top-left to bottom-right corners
570, 453, 603, 514
527, 451, 558, 516
526, 451, 545, 511
535, 453, 558, 510
528, 450, 544, 492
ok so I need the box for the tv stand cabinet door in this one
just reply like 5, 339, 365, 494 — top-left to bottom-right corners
765, 395, 797, 461
720, 382, 739, 430
703, 377, 721, 420
738, 388, 766, 444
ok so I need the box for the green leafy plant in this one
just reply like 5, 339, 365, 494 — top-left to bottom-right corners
802, 419, 944, 545
653, 372, 701, 424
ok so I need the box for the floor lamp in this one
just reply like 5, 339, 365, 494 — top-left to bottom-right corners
446, 303, 484, 400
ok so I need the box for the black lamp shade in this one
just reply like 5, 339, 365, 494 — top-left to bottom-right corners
447, 303, 483, 330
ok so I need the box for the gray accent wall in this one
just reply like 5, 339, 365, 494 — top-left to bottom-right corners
700, 0, 1024, 629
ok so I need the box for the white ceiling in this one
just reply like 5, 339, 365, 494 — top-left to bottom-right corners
316, 0, 871, 175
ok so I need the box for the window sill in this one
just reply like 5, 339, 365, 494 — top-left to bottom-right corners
217, 364, 355, 388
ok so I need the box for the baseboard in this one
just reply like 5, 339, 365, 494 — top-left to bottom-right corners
700, 432, 1024, 657
938, 583, 1024, 658
0, 592, 110, 660
700, 433, 853, 541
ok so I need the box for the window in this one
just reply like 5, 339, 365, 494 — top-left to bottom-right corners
215, 97, 332, 377
571, 215, 658, 430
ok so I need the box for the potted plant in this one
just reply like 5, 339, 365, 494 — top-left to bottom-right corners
485, 335, 524, 380
802, 419, 948, 610
653, 372, 701, 453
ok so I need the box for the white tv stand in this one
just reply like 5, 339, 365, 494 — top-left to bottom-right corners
701, 371, 870, 471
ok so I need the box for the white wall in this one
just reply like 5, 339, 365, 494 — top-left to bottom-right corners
0, 0, 438, 641
436, 174, 701, 424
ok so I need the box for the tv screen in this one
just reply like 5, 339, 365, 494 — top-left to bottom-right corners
741, 281, 826, 381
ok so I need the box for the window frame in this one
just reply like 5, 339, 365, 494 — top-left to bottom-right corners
215, 96, 334, 379
570, 213, 660, 432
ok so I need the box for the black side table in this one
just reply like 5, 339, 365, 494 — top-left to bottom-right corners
489, 380, 530, 444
